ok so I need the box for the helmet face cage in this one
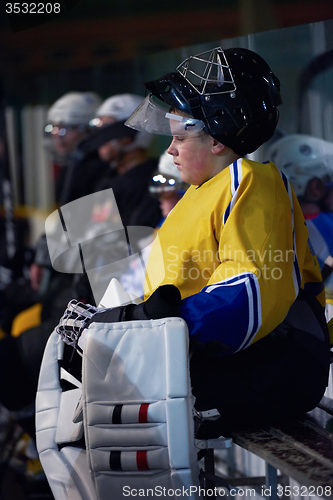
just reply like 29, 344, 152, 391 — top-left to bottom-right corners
176, 47, 236, 97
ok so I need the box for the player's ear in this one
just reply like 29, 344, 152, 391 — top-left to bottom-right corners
211, 138, 225, 155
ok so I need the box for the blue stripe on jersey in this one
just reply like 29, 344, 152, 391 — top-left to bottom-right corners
223, 160, 241, 226
232, 160, 239, 190
280, 170, 289, 191
223, 201, 231, 226
179, 272, 262, 355
294, 239, 301, 288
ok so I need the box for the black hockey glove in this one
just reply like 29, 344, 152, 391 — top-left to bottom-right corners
88, 284, 181, 324
56, 284, 181, 351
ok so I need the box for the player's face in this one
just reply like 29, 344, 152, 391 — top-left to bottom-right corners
97, 116, 122, 163
167, 114, 218, 185
158, 191, 181, 218
98, 140, 121, 163
51, 126, 85, 156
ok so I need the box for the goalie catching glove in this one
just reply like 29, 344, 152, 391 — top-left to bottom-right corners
56, 284, 182, 353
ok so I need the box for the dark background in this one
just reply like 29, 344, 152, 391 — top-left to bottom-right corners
1, 0, 333, 106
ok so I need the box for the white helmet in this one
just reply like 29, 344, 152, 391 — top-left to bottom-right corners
95, 94, 153, 150
149, 150, 189, 196
47, 92, 102, 126
268, 134, 333, 197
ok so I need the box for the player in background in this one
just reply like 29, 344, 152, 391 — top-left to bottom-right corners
268, 134, 333, 321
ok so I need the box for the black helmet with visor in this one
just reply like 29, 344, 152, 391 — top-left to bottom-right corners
125, 47, 282, 156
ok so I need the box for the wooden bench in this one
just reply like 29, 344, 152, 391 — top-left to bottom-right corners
200, 395, 333, 499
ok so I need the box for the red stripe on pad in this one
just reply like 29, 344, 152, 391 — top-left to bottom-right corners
138, 403, 149, 423
136, 451, 149, 470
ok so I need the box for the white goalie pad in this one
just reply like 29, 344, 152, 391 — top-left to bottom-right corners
83, 317, 200, 499
35, 331, 96, 500
36, 280, 200, 499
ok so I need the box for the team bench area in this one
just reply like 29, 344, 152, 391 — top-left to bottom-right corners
199, 319, 333, 499
201, 392, 333, 499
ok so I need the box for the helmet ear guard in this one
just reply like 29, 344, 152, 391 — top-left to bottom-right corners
219, 108, 280, 156
209, 48, 281, 155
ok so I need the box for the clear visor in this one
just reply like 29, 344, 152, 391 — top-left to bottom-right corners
125, 94, 205, 137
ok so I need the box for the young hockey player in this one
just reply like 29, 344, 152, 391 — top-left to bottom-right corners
57, 47, 330, 437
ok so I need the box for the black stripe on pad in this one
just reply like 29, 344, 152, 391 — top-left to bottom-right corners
112, 404, 123, 424
109, 451, 122, 471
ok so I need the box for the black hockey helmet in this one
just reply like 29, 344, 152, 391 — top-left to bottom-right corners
126, 47, 282, 156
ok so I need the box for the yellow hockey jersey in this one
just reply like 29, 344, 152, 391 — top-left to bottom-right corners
144, 158, 325, 354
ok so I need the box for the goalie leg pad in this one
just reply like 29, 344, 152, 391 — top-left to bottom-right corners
35, 331, 96, 500
83, 317, 200, 499
36, 318, 200, 499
